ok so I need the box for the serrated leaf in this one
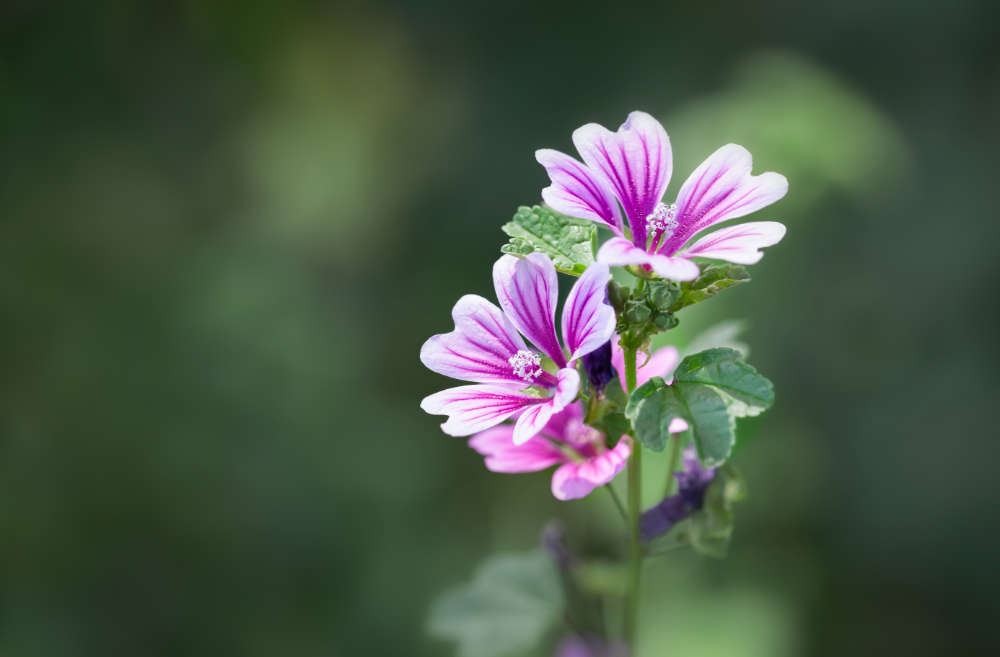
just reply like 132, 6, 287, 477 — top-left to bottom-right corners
670, 263, 750, 311
672, 348, 774, 418
501, 205, 596, 275
624, 350, 773, 465
428, 550, 563, 657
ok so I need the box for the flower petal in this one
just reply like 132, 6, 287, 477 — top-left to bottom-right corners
512, 368, 579, 445
663, 144, 787, 254
679, 221, 786, 265
551, 437, 631, 501
420, 384, 540, 436
535, 149, 624, 233
468, 425, 565, 473
596, 237, 700, 281
493, 253, 566, 366
573, 111, 672, 245
420, 294, 528, 384
611, 339, 681, 393
561, 263, 616, 362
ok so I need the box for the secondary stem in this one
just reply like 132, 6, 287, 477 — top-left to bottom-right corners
663, 432, 683, 498
623, 346, 642, 652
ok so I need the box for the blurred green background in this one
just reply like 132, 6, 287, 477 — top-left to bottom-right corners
2, 1, 998, 655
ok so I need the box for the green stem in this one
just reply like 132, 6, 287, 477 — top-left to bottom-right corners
623, 346, 642, 651
663, 432, 683, 498
605, 484, 627, 523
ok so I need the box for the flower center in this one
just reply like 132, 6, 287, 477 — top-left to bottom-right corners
645, 203, 678, 251
508, 349, 544, 382
565, 417, 604, 447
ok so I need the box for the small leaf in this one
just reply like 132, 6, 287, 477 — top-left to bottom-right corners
501, 205, 596, 275
688, 465, 746, 558
670, 263, 750, 311
428, 550, 563, 657
624, 350, 774, 465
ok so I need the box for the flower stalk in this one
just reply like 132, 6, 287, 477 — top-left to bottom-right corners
623, 346, 642, 650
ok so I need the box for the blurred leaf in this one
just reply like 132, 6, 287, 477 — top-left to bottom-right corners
670, 264, 750, 311
688, 465, 747, 558
681, 320, 750, 359
576, 560, 628, 597
625, 350, 773, 464
428, 550, 564, 657
501, 206, 596, 275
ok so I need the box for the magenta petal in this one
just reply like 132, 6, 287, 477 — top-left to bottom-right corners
536, 149, 624, 233
420, 384, 539, 437
680, 221, 786, 265
561, 263, 616, 362
420, 294, 528, 384
668, 417, 689, 433
538, 401, 585, 442
493, 254, 566, 366
512, 368, 579, 445
663, 144, 788, 254
573, 111, 672, 245
468, 426, 564, 473
551, 437, 632, 501
596, 237, 700, 281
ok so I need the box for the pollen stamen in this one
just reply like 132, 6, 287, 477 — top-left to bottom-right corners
508, 350, 544, 382
645, 203, 678, 252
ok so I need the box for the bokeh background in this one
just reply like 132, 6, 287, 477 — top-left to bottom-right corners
2, 1, 999, 655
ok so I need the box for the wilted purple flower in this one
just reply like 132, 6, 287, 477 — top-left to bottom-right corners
421, 254, 616, 445
468, 402, 631, 501
640, 447, 717, 541
536, 111, 787, 281
582, 340, 614, 391
555, 635, 629, 657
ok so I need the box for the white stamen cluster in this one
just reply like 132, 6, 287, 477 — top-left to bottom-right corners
508, 350, 543, 382
645, 202, 678, 239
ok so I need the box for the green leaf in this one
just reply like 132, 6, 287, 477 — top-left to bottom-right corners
688, 465, 746, 558
501, 205, 596, 275
624, 349, 774, 465
672, 348, 774, 418
670, 263, 750, 311
427, 550, 564, 657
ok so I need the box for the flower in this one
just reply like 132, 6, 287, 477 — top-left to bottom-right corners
536, 111, 788, 281
420, 254, 616, 445
468, 402, 631, 501
609, 338, 689, 434
640, 446, 717, 541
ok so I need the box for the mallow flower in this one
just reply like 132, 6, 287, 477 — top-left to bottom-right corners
468, 402, 631, 501
536, 111, 788, 280
610, 338, 689, 434
420, 254, 615, 445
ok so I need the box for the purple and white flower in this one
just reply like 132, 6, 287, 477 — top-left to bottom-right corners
420, 253, 616, 445
536, 111, 788, 281
468, 402, 631, 501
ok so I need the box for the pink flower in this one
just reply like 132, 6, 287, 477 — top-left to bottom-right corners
610, 339, 689, 434
468, 403, 631, 501
536, 111, 787, 281
420, 254, 616, 445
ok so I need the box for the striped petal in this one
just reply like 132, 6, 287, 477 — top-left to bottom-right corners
420, 384, 542, 437
680, 221, 786, 265
493, 253, 566, 367
561, 262, 616, 362
573, 111, 672, 246
596, 237, 700, 281
468, 425, 565, 473
662, 144, 787, 254
536, 149, 624, 233
420, 294, 528, 384
512, 368, 579, 445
